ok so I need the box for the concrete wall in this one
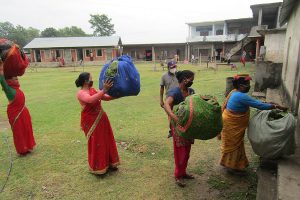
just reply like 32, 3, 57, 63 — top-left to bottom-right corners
281, 1, 300, 148
264, 31, 286, 63
254, 61, 283, 91
282, 1, 300, 99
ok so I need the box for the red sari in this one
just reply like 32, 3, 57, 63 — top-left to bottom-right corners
80, 88, 120, 174
6, 81, 36, 155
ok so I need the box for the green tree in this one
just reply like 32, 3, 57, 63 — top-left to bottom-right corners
41, 27, 60, 37
26, 27, 40, 42
58, 26, 87, 37
89, 14, 115, 36
0, 21, 16, 40
12, 25, 28, 47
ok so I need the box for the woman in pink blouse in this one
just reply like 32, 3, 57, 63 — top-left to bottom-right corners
75, 72, 120, 175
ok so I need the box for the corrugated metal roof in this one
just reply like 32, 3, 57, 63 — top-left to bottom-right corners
24, 36, 121, 49
279, 0, 298, 26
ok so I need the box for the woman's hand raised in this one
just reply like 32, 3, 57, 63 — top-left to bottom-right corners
103, 79, 114, 93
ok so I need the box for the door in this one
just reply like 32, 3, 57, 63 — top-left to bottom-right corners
145, 50, 152, 61
77, 49, 83, 61
35, 50, 41, 62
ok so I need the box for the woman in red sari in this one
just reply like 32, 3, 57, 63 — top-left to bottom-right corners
164, 70, 195, 187
75, 72, 120, 174
0, 62, 36, 155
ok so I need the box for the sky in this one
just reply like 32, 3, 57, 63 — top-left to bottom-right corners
1, 0, 281, 43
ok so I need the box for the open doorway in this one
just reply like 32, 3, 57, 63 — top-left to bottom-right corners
77, 49, 83, 61
35, 50, 41, 62
145, 50, 152, 61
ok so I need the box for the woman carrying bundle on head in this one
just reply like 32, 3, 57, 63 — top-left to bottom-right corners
75, 72, 120, 175
219, 75, 287, 174
164, 70, 195, 188
0, 39, 35, 155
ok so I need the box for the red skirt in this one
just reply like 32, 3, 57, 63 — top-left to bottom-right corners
7, 90, 35, 154
83, 112, 120, 174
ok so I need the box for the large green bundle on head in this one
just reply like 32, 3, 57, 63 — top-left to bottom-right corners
172, 94, 223, 140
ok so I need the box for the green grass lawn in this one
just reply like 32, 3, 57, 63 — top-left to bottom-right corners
0, 62, 258, 199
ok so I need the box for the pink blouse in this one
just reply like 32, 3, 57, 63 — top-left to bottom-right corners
77, 89, 113, 108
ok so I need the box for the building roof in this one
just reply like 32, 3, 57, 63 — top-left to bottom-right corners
24, 36, 122, 49
186, 18, 253, 26
250, 2, 282, 18
279, 0, 298, 26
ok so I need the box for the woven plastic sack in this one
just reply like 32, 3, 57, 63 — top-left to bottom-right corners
99, 55, 140, 98
248, 110, 295, 159
172, 94, 223, 140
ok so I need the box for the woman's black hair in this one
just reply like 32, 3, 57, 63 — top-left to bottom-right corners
176, 70, 194, 83
75, 72, 90, 87
232, 77, 249, 89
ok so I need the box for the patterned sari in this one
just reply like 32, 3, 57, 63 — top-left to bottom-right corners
220, 90, 249, 170
80, 88, 119, 174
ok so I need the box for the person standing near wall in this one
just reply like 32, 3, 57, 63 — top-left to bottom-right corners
240, 49, 247, 67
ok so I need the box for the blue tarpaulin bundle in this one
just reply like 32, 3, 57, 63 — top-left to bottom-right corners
99, 55, 140, 98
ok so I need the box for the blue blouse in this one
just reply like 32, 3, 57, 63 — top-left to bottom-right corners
167, 87, 195, 105
226, 91, 272, 112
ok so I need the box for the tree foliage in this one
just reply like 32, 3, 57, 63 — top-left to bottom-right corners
89, 14, 115, 36
0, 22, 40, 47
41, 27, 60, 37
0, 21, 93, 47
58, 26, 88, 37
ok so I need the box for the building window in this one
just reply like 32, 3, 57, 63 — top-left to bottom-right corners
97, 49, 102, 57
85, 49, 90, 57
196, 26, 212, 36
216, 29, 223, 35
200, 32, 209, 36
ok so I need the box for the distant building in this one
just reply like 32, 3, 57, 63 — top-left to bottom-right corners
186, 18, 254, 62
24, 36, 122, 66
122, 38, 186, 62
186, 2, 283, 62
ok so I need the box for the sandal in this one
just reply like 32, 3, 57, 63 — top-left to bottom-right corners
182, 174, 195, 179
175, 178, 186, 187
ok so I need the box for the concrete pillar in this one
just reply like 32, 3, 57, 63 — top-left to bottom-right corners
223, 22, 228, 35
152, 46, 156, 71
276, 6, 282, 28
222, 43, 225, 58
211, 43, 214, 61
185, 44, 188, 60
187, 44, 191, 61
256, 38, 260, 63
258, 8, 263, 26
188, 26, 192, 40
212, 24, 216, 36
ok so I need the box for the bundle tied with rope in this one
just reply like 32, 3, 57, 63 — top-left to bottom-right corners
171, 94, 223, 140
99, 55, 140, 98
0, 38, 29, 78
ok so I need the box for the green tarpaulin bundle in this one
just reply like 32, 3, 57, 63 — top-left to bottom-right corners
172, 94, 223, 140
248, 110, 295, 159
